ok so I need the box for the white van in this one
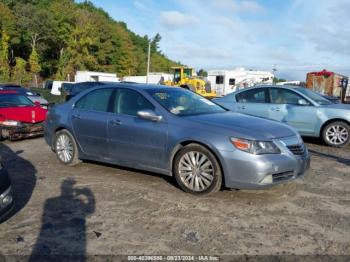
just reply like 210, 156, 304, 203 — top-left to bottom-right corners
50, 81, 71, 96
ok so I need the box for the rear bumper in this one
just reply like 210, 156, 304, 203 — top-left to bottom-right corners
1, 122, 44, 141
219, 147, 310, 189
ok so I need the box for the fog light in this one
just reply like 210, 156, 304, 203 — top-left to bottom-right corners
0, 187, 13, 208
2, 194, 13, 207
261, 175, 273, 184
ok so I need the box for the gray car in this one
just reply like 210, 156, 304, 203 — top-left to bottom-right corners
44, 84, 310, 195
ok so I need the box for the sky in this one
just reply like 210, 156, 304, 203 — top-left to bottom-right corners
77, 0, 350, 80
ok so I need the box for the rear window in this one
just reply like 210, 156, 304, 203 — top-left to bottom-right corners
0, 94, 34, 107
75, 89, 113, 112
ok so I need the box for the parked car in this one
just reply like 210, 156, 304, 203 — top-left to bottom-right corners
62, 82, 106, 101
0, 86, 49, 108
213, 85, 350, 147
0, 159, 13, 220
0, 90, 48, 141
44, 84, 310, 195
0, 84, 21, 88
321, 94, 340, 104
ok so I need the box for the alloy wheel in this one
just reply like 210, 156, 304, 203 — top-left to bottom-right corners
325, 125, 349, 146
56, 133, 74, 163
178, 151, 214, 192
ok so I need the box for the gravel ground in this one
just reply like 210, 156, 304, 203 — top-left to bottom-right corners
0, 137, 349, 258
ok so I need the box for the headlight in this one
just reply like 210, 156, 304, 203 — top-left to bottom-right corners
230, 137, 281, 155
0, 120, 20, 126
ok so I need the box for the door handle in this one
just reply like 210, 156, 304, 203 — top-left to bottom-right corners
110, 119, 122, 126
241, 106, 246, 110
275, 107, 280, 112
72, 114, 81, 119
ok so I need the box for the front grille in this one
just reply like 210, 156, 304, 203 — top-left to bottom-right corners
272, 171, 294, 183
287, 144, 305, 155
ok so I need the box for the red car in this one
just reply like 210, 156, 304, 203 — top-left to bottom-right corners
0, 90, 47, 141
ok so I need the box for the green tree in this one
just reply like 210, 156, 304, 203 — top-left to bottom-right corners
29, 47, 41, 87
273, 77, 286, 84
12, 57, 30, 85
197, 69, 208, 77
0, 0, 181, 80
0, 30, 10, 82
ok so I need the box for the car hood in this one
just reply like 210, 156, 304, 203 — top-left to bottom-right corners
321, 103, 350, 110
185, 112, 296, 140
0, 106, 47, 123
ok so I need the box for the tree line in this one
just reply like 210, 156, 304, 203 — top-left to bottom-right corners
0, 0, 180, 86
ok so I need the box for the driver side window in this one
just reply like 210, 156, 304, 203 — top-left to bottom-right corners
270, 88, 310, 105
114, 89, 154, 116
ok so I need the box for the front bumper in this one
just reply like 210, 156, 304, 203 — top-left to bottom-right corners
1, 122, 44, 141
0, 168, 14, 220
219, 143, 311, 189
0, 186, 14, 219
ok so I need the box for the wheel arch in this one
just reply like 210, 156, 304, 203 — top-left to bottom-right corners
169, 140, 226, 186
52, 126, 78, 150
319, 118, 350, 137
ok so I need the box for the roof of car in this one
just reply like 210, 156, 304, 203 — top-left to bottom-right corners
0, 90, 20, 94
0, 84, 22, 88
239, 85, 303, 92
99, 82, 180, 91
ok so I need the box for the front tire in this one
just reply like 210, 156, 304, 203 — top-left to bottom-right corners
173, 144, 222, 195
322, 121, 350, 147
54, 130, 81, 166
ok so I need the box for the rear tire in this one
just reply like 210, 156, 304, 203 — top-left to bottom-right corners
173, 144, 222, 195
54, 130, 81, 166
322, 121, 350, 147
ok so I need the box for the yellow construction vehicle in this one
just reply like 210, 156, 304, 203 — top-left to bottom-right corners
164, 67, 216, 98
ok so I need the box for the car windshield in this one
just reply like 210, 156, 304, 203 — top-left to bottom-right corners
147, 88, 226, 116
0, 94, 34, 108
295, 88, 332, 105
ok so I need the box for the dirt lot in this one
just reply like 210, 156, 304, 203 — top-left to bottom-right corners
0, 138, 349, 258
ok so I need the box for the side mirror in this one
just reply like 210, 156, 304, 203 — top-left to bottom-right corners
34, 101, 41, 107
137, 110, 162, 122
298, 99, 309, 106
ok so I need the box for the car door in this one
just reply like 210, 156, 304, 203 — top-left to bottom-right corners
108, 88, 168, 170
234, 87, 271, 119
269, 88, 318, 135
71, 88, 114, 157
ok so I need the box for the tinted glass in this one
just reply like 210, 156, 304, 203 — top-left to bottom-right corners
236, 88, 268, 103
0, 94, 34, 107
147, 88, 226, 116
271, 88, 307, 105
75, 89, 113, 112
115, 89, 154, 116
229, 78, 235, 85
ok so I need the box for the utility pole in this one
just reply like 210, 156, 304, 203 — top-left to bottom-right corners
272, 64, 277, 84
146, 41, 151, 84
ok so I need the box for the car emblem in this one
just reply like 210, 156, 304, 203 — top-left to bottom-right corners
31, 111, 35, 123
